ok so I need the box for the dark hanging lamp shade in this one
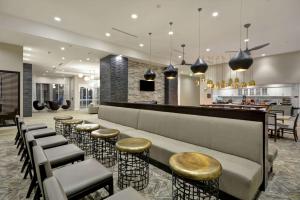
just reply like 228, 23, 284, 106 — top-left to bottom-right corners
144, 69, 156, 81
164, 64, 177, 79
229, 50, 253, 71
191, 58, 208, 75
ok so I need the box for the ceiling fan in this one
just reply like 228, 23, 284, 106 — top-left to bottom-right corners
226, 23, 270, 55
175, 44, 193, 66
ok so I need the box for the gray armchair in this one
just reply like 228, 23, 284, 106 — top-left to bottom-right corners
88, 103, 99, 114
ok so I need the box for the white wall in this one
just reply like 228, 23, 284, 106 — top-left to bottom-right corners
0, 42, 23, 116
207, 51, 300, 85
179, 75, 200, 106
180, 51, 300, 106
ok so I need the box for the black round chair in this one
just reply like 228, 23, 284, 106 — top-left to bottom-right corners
33, 100, 45, 111
48, 101, 60, 111
62, 100, 71, 110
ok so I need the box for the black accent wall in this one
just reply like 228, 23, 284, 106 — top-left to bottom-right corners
23, 63, 32, 117
100, 55, 128, 103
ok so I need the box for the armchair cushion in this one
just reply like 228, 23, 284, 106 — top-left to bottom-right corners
35, 135, 68, 149
107, 187, 145, 200
53, 159, 112, 196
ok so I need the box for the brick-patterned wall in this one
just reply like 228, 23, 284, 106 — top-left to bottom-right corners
128, 59, 165, 104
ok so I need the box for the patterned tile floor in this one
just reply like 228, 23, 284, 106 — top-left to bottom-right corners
0, 110, 299, 200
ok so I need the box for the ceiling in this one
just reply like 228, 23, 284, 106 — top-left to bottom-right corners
0, 0, 300, 68
0, 29, 108, 77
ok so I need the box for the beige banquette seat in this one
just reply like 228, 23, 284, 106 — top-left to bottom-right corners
96, 105, 265, 200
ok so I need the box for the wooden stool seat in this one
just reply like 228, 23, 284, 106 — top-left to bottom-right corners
53, 115, 73, 121
169, 152, 222, 181
116, 138, 151, 153
91, 129, 120, 139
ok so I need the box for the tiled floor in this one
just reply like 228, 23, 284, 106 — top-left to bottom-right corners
0, 110, 300, 200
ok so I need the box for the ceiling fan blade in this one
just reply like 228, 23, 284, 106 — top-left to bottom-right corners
248, 43, 270, 51
225, 50, 238, 53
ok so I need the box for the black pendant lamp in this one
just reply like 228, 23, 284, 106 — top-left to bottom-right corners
144, 33, 156, 81
164, 22, 177, 79
229, 50, 253, 71
229, 0, 253, 71
191, 8, 208, 75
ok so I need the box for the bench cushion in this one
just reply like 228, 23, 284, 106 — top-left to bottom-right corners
98, 119, 135, 132
121, 129, 262, 200
98, 105, 140, 129
137, 109, 263, 164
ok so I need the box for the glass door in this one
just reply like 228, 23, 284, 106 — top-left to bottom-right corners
80, 87, 93, 109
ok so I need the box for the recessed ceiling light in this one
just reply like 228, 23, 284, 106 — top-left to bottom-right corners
24, 47, 32, 51
168, 31, 174, 35
244, 38, 250, 42
60, 47, 65, 51
131, 14, 138, 19
139, 43, 144, 47
86, 58, 90, 61
116, 55, 122, 60
212, 12, 219, 17
105, 32, 111, 37
46, 70, 49, 73
23, 53, 31, 57
23, 57, 30, 61
78, 73, 83, 78
178, 55, 182, 59
62, 57, 65, 60
52, 65, 56, 68
79, 59, 82, 62
206, 48, 211, 52
261, 53, 266, 57
54, 16, 62, 22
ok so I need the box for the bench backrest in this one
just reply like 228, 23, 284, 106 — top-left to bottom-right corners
98, 105, 264, 164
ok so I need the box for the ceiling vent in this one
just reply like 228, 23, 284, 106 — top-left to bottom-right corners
112, 27, 138, 38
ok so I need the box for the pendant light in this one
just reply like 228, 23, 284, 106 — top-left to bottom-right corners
164, 22, 177, 79
248, 65, 256, 86
221, 58, 226, 88
144, 32, 156, 81
228, 67, 233, 87
229, 0, 253, 71
241, 72, 247, 87
191, 8, 208, 75
234, 72, 240, 88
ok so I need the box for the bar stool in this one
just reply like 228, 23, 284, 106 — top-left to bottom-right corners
53, 115, 73, 134
61, 119, 83, 143
91, 129, 120, 167
116, 137, 152, 191
169, 152, 222, 200
75, 123, 100, 156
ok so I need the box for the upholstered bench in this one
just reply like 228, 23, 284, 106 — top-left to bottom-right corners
96, 105, 266, 200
